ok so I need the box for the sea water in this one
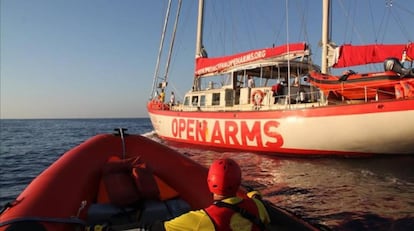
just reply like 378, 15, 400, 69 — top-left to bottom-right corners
1, 118, 413, 230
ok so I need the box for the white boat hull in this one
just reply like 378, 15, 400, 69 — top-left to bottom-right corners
148, 99, 414, 155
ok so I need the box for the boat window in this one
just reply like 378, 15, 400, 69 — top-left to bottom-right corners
200, 95, 206, 106
192, 96, 199, 106
225, 90, 233, 106
212, 93, 220, 105
184, 96, 190, 106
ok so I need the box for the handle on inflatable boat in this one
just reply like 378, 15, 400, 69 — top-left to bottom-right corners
76, 200, 87, 218
114, 128, 128, 159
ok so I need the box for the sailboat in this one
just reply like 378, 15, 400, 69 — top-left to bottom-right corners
147, 0, 414, 156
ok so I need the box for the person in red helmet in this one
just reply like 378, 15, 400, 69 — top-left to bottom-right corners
152, 158, 270, 231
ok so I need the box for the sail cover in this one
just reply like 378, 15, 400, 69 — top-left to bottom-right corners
331, 43, 414, 68
195, 43, 308, 77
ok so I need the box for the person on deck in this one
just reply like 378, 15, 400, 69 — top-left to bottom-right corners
159, 90, 165, 103
170, 91, 175, 106
247, 76, 255, 103
150, 158, 270, 231
247, 76, 255, 88
271, 81, 283, 104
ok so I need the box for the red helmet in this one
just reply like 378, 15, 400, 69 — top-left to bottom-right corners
207, 158, 241, 196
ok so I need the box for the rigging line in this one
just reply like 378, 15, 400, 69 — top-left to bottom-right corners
168, 82, 182, 103
229, 0, 240, 53
337, 0, 350, 43
380, 4, 392, 43
376, 1, 388, 43
251, 0, 271, 49
338, 0, 370, 44
350, 0, 361, 43
150, 0, 173, 99
377, 1, 388, 43
350, 0, 364, 44
389, 6, 412, 41
242, 0, 257, 51
292, 0, 308, 42
393, 1, 414, 17
252, 1, 277, 46
163, 0, 182, 84
205, 0, 225, 55
300, 0, 310, 42
273, 7, 286, 45
167, 0, 196, 73
368, 0, 379, 42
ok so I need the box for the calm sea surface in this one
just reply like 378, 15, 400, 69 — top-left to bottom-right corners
1, 118, 413, 230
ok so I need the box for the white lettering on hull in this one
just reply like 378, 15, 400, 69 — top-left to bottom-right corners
170, 118, 284, 149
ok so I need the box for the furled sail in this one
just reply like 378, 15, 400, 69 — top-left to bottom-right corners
195, 43, 309, 77
329, 42, 414, 68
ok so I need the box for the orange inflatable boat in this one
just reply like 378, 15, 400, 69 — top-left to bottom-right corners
0, 129, 322, 231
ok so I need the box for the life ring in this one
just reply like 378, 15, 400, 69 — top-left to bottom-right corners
251, 90, 264, 105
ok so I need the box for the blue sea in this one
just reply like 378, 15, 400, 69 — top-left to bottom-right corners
1, 118, 413, 230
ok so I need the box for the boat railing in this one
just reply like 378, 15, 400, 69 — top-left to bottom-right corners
321, 81, 401, 103
167, 80, 410, 112
169, 88, 327, 112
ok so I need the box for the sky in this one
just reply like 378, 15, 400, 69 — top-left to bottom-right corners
1, 0, 413, 119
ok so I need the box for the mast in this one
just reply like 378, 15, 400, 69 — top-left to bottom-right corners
195, 0, 204, 58
193, 0, 204, 91
321, 0, 330, 74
